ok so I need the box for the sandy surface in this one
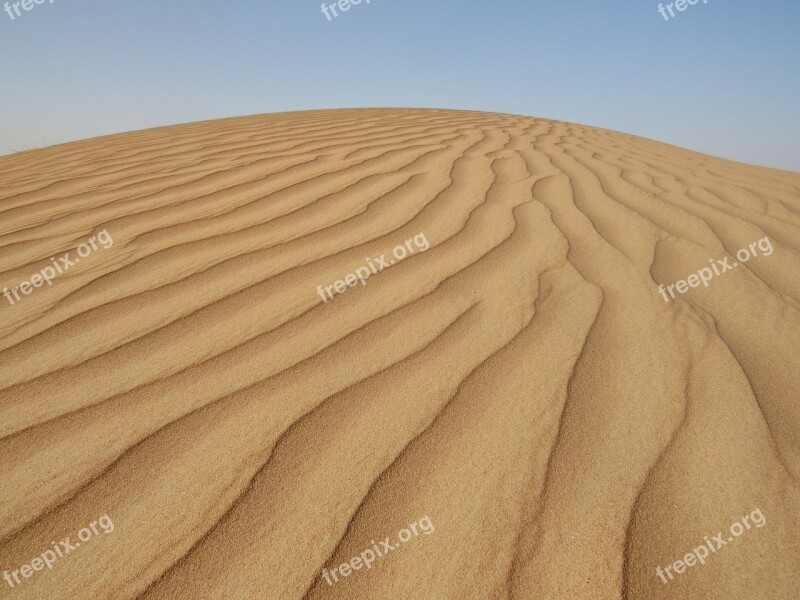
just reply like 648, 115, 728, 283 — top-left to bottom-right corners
0, 108, 798, 599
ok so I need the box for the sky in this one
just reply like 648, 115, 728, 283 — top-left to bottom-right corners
1, 0, 798, 170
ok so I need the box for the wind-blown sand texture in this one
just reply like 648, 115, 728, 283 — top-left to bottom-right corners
0, 108, 799, 600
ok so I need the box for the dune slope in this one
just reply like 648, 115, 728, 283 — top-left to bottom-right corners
0, 108, 798, 599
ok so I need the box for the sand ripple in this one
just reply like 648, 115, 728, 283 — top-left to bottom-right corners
0, 109, 798, 599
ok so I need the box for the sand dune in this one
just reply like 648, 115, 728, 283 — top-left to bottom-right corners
0, 108, 798, 599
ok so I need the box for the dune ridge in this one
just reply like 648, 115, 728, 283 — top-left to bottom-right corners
0, 108, 798, 599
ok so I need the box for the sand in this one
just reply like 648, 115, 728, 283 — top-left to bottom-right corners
0, 108, 798, 599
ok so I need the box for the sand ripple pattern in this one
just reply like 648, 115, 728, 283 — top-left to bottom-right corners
0, 109, 798, 599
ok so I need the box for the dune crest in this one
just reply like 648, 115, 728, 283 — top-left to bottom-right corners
0, 109, 798, 599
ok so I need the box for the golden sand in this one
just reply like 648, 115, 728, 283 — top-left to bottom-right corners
0, 109, 798, 599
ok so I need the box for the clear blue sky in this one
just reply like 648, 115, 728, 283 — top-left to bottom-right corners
1, 0, 798, 170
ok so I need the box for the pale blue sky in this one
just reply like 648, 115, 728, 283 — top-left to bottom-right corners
1, 0, 798, 170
